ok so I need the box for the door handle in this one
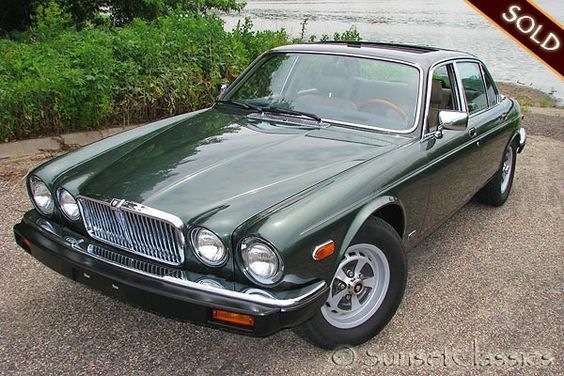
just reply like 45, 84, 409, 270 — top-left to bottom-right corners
468, 127, 477, 138
500, 112, 509, 120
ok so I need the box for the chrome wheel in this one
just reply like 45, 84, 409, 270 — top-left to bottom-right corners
500, 146, 514, 194
321, 243, 390, 329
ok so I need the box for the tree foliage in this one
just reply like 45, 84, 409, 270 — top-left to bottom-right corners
0, 0, 246, 32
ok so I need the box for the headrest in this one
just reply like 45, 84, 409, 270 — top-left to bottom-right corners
430, 79, 444, 104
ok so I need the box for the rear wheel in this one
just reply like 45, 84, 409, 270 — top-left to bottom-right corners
477, 141, 517, 206
294, 217, 407, 349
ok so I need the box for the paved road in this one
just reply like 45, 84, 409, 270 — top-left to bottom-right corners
0, 118, 562, 375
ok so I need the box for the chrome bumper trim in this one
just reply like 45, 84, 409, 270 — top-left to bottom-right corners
34, 216, 326, 309
517, 128, 526, 153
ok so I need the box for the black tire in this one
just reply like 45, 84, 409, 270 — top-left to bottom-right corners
294, 217, 407, 349
477, 140, 517, 206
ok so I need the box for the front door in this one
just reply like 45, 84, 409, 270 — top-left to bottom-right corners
420, 61, 483, 236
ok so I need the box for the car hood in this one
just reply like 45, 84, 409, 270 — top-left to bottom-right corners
57, 108, 411, 234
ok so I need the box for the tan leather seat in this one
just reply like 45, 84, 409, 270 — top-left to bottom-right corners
428, 79, 444, 131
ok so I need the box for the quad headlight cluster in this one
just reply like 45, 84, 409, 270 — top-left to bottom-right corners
28, 176, 80, 221
29, 175, 284, 285
190, 229, 283, 285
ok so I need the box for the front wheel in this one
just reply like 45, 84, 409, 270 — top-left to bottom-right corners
477, 140, 517, 206
294, 217, 407, 349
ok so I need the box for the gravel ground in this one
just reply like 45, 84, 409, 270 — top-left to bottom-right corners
0, 113, 562, 375
523, 108, 564, 142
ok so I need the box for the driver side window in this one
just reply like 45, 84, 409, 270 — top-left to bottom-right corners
428, 64, 458, 131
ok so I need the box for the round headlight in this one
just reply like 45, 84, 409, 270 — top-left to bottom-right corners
57, 189, 80, 220
191, 227, 227, 266
241, 238, 283, 285
29, 176, 54, 215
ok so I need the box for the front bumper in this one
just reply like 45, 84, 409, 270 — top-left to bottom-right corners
13, 211, 328, 337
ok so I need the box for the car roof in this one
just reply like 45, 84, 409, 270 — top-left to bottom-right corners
271, 41, 478, 70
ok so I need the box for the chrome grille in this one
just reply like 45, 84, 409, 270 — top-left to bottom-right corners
87, 244, 186, 279
78, 197, 185, 265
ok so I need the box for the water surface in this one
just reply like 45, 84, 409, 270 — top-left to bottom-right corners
223, 0, 563, 102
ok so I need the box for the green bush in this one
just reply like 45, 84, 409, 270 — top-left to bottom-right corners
0, 7, 359, 141
0, 12, 283, 141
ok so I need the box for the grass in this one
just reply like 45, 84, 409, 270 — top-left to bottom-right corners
496, 82, 560, 109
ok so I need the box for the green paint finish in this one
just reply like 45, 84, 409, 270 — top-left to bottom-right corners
26, 46, 523, 291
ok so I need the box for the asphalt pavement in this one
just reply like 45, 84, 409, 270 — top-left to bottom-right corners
0, 113, 562, 375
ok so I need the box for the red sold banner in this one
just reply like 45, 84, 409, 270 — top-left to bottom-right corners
465, 0, 563, 78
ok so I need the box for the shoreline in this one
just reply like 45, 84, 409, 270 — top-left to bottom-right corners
0, 84, 561, 158
496, 82, 562, 109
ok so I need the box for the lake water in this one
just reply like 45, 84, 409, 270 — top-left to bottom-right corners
222, 0, 563, 102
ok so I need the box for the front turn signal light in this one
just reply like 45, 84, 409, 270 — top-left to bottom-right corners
212, 309, 255, 327
312, 240, 335, 261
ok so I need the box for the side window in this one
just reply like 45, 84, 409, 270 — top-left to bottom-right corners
482, 66, 498, 107
428, 64, 458, 131
457, 62, 487, 114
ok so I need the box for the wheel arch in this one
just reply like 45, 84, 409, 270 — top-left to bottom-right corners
338, 196, 406, 260
501, 129, 520, 167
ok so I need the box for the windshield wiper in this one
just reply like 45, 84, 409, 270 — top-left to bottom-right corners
217, 100, 322, 124
260, 106, 322, 123
216, 99, 263, 112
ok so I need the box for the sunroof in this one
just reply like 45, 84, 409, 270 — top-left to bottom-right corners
313, 41, 438, 54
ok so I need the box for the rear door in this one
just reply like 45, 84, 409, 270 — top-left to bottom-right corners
473, 64, 515, 181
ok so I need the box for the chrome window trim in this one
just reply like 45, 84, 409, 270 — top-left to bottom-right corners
452, 61, 468, 112
227, 51, 425, 135
422, 58, 468, 137
422, 57, 505, 138
453, 59, 493, 116
456, 59, 505, 117
77, 195, 186, 265
479, 63, 501, 108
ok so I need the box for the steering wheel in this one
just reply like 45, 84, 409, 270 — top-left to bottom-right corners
357, 99, 409, 124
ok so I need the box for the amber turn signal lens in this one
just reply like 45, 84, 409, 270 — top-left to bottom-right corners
21, 237, 32, 251
212, 309, 255, 327
312, 241, 335, 261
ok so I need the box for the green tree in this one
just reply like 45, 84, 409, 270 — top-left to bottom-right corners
0, 0, 246, 32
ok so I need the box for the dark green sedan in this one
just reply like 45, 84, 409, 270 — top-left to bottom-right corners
14, 41, 526, 349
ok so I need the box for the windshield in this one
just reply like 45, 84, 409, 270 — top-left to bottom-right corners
225, 53, 420, 131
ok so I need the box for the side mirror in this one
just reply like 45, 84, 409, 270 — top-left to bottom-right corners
218, 83, 229, 99
438, 110, 468, 131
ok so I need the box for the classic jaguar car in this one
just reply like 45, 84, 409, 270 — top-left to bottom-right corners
14, 41, 526, 349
